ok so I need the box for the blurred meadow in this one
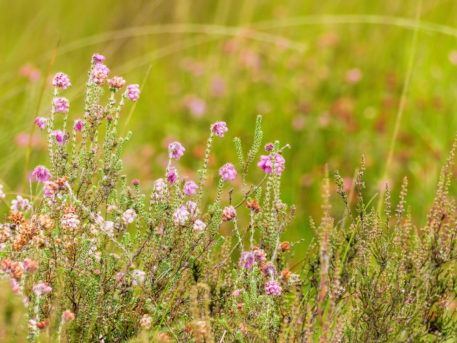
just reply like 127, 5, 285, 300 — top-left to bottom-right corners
2, 0, 457, 246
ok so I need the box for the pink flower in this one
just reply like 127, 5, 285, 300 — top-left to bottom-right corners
222, 206, 236, 222
53, 130, 65, 146
11, 278, 20, 295
239, 251, 255, 269
91, 63, 110, 85
168, 141, 185, 160
264, 143, 274, 152
193, 219, 206, 232
107, 76, 126, 90
125, 84, 140, 102
52, 72, 71, 90
211, 121, 228, 137
257, 154, 285, 176
167, 167, 177, 185
74, 119, 83, 131
32, 166, 50, 183
34, 117, 47, 131
265, 281, 282, 296
62, 310, 75, 323
184, 96, 206, 117
92, 54, 105, 64
33, 282, 52, 295
219, 163, 237, 181
173, 206, 190, 226
183, 181, 198, 196
231, 289, 241, 297
53, 97, 69, 114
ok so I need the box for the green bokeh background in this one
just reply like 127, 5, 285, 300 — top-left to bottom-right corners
2, 0, 457, 246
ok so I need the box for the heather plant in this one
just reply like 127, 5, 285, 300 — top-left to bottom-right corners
2, 54, 457, 343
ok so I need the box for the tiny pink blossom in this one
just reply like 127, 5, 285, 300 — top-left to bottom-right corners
52, 72, 71, 90
219, 163, 237, 181
211, 121, 228, 138
257, 154, 286, 176
125, 84, 140, 102
167, 167, 177, 185
34, 117, 47, 131
239, 251, 255, 269
265, 280, 282, 296
91, 63, 110, 85
173, 206, 190, 226
11, 278, 20, 295
33, 282, 52, 295
32, 166, 50, 183
168, 141, 185, 160
92, 54, 106, 64
53, 97, 70, 114
74, 119, 83, 131
52, 130, 65, 146
183, 181, 198, 196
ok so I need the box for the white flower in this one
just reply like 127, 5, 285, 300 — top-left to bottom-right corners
173, 206, 189, 226
102, 221, 115, 236
0, 184, 5, 199
122, 209, 137, 225
152, 178, 168, 202
10, 195, 30, 212
186, 201, 199, 219
62, 213, 80, 229
132, 269, 145, 286
193, 219, 206, 232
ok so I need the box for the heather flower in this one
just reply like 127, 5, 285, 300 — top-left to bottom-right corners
43, 181, 58, 198
52, 72, 71, 90
62, 212, 80, 229
183, 181, 198, 196
52, 130, 66, 146
33, 282, 52, 295
257, 154, 286, 176
74, 119, 83, 132
152, 178, 168, 202
132, 269, 145, 286
173, 206, 189, 226
32, 166, 50, 183
122, 209, 137, 225
34, 117, 47, 131
167, 167, 177, 185
107, 76, 126, 90
53, 97, 70, 114
253, 249, 267, 263
168, 141, 185, 160
11, 278, 20, 295
219, 163, 237, 181
22, 258, 39, 273
125, 84, 140, 101
11, 196, 31, 212
239, 251, 255, 270
92, 54, 105, 64
101, 221, 114, 236
186, 201, 200, 219
62, 310, 75, 323
91, 63, 110, 85
265, 143, 274, 152
193, 219, 206, 232
222, 206, 236, 222
115, 272, 125, 282
140, 314, 153, 330
265, 280, 282, 296
211, 121, 228, 137
261, 262, 277, 277
0, 185, 5, 200
231, 289, 241, 297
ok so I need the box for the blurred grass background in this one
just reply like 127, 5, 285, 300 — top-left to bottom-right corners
2, 0, 457, 245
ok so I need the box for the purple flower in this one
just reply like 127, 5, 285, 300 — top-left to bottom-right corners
92, 54, 105, 64
239, 251, 255, 269
211, 121, 228, 137
265, 143, 274, 152
34, 117, 47, 131
52, 72, 71, 90
52, 130, 65, 146
107, 76, 126, 90
53, 97, 69, 114
219, 163, 237, 181
173, 206, 189, 226
167, 167, 177, 185
265, 281, 282, 296
125, 84, 140, 102
183, 181, 198, 196
91, 63, 110, 85
257, 154, 286, 176
32, 166, 50, 183
168, 141, 185, 160
74, 119, 83, 132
